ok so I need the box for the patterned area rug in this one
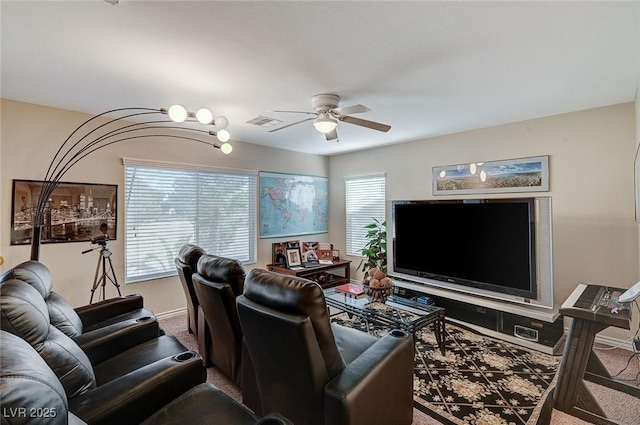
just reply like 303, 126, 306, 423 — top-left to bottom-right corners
331, 313, 560, 425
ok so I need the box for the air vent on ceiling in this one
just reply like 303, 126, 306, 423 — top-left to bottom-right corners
247, 115, 283, 128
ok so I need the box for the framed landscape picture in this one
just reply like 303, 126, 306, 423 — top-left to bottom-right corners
433, 156, 549, 195
11, 179, 117, 245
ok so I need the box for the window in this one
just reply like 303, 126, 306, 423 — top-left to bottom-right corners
123, 159, 257, 283
345, 174, 386, 256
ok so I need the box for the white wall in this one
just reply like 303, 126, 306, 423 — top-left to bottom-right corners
0, 99, 329, 313
329, 103, 638, 341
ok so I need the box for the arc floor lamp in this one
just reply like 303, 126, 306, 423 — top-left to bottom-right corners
29, 106, 232, 261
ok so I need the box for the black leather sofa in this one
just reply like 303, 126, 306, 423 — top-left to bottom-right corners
0, 330, 292, 425
0, 260, 161, 365
0, 279, 203, 395
0, 264, 293, 425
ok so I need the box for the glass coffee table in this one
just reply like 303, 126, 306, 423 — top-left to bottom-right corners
324, 288, 446, 355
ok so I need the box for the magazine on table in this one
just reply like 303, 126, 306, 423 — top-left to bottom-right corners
334, 283, 366, 298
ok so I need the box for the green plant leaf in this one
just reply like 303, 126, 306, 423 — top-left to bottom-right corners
358, 217, 387, 277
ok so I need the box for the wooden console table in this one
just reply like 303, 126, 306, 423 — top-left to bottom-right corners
267, 259, 351, 289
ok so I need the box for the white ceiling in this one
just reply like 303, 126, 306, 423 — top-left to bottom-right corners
2, 1, 639, 156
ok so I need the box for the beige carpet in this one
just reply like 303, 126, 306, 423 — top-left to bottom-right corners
160, 313, 640, 425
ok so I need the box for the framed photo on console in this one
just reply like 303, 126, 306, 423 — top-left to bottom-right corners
272, 242, 287, 265
318, 249, 334, 264
285, 247, 303, 268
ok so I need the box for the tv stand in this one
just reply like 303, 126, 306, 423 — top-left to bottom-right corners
393, 279, 564, 354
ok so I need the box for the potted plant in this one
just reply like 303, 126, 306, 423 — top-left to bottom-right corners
356, 218, 387, 279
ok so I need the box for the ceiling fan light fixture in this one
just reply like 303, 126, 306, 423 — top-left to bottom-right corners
313, 114, 338, 134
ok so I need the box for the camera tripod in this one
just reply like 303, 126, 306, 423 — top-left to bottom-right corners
88, 244, 121, 304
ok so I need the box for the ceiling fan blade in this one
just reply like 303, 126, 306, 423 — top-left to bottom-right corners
272, 110, 317, 115
339, 115, 391, 132
332, 104, 370, 115
268, 117, 314, 133
325, 129, 338, 141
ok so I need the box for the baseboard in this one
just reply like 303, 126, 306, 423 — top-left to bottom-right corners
592, 331, 635, 352
157, 307, 187, 320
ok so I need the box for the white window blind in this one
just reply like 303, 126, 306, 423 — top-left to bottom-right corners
123, 160, 257, 283
345, 174, 386, 256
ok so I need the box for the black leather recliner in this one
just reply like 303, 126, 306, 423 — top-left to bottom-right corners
0, 330, 293, 425
236, 269, 415, 425
139, 382, 293, 425
192, 254, 245, 384
0, 260, 161, 364
175, 244, 207, 336
0, 279, 204, 402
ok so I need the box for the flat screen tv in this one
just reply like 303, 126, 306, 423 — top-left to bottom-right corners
390, 198, 553, 304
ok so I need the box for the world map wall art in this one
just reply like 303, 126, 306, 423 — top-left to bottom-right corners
259, 171, 328, 238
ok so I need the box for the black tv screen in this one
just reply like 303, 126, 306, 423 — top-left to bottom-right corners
392, 198, 537, 300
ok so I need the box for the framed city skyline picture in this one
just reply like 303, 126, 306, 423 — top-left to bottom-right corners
11, 179, 117, 245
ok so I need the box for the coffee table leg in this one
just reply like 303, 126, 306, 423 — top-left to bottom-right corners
434, 315, 446, 355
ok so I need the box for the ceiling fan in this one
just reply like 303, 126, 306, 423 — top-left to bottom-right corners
269, 94, 391, 141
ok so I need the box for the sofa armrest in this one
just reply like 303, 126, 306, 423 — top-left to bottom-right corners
75, 295, 144, 327
323, 330, 414, 425
69, 351, 205, 425
74, 317, 161, 366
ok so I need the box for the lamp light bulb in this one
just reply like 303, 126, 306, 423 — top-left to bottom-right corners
313, 114, 338, 134
220, 142, 233, 155
216, 129, 230, 142
168, 104, 188, 122
196, 108, 213, 124
213, 116, 229, 130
